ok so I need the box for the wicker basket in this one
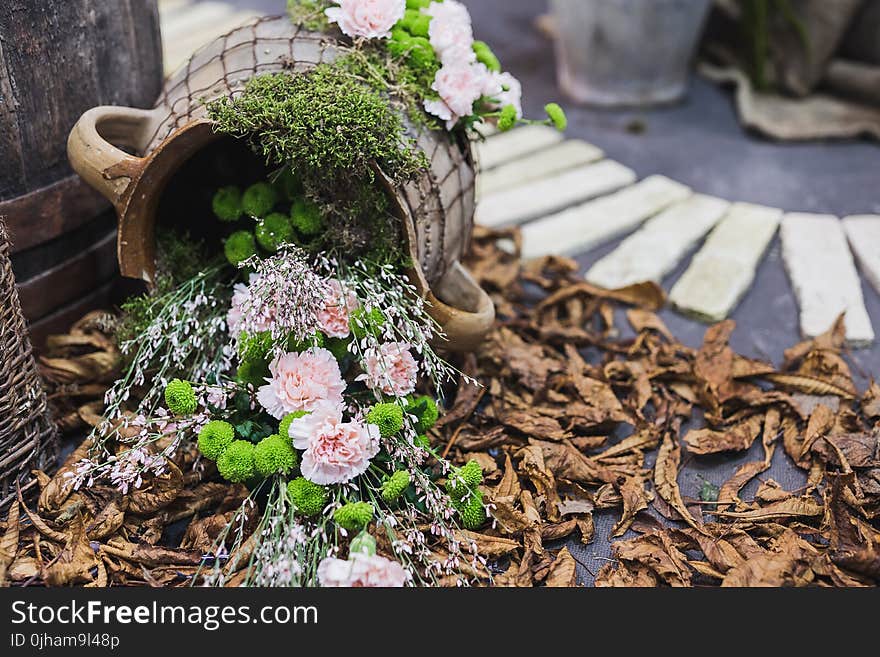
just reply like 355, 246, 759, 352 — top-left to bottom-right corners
0, 218, 58, 511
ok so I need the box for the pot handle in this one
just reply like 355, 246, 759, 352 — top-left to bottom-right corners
427, 261, 495, 353
67, 106, 154, 210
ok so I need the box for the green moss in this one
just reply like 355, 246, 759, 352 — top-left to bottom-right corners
333, 501, 374, 531
287, 0, 331, 32
290, 199, 324, 237
164, 379, 197, 416
241, 182, 278, 218
224, 231, 258, 266
198, 420, 236, 461
255, 212, 296, 252
217, 440, 256, 483
212, 185, 243, 222
545, 103, 568, 132
287, 476, 328, 516
473, 41, 501, 72
366, 403, 404, 438
254, 434, 298, 477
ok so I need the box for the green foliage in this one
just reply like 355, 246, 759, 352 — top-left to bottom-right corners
197, 420, 236, 461
287, 331, 325, 353
237, 359, 270, 387
349, 530, 377, 556
224, 230, 258, 266
414, 433, 431, 449
324, 336, 351, 362
254, 434, 298, 477
544, 103, 567, 132
255, 212, 296, 252
279, 410, 309, 440
212, 185, 243, 222
498, 104, 518, 132
406, 395, 438, 433
289, 199, 324, 237
333, 501, 374, 531
381, 470, 411, 502
242, 182, 278, 218
349, 306, 387, 340
287, 476, 328, 516
473, 40, 501, 72
699, 478, 720, 503
738, 0, 810, 90
367, 403, 404, 437
164, 379, 197, 416
217, 440, 257, 483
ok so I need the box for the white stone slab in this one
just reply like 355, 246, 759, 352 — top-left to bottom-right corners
473, 124, 564, 172
477, 140, 604, 198
585, 194, 730, 289
669, 202, 782, 322
519, 175, 691, 260
476, 159, 636, 228
843, 214, 880, 295
781, 213, 873, 344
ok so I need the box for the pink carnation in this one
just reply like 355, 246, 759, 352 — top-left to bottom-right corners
288, 404, 380, 485
256, 348, 346, 420
486, 71, 523, 119
317, 280, 358, 339
424, 61, 489, 129
357, 341, 418, 397
425, 0, 474, 64
325, 0, 405, 39
317, 553, 409, 587
227, 274, 272, 335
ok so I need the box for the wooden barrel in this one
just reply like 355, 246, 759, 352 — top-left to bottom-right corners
0, 0, 163, 347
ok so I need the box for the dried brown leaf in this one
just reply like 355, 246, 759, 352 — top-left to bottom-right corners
684, 414, 764, 455
654, 431, 704, 532
544, 547, 578, 587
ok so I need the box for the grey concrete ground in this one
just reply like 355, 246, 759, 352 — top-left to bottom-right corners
204, 0, 880, 584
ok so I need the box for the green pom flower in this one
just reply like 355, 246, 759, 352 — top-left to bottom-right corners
224, 230, 257, 266
399, 9, 431, 37
241, 182, 278, 218
459, 460, 483, 489
455, 490, 487, 530
545, 103, 568, 132
498, 104, 518, 132
349, 307, 386, 340
216, 440, 256, 483
287, 477, 328, 516
407, 36, 438, 72
349, 530, 377, 556
254, 434, 298, 477
473, 40, 501, 72
381, 470, 411, 502
238, 331, 272, 362
415, 434, 431, 449
197, 420, 235, 461
333, 501, 374, 531
405, 0, 430, 10
212, 186, 243, 222
366, 403, 404, 438
275, 166, 303, 200
405, 395, 439, 433
290, 199, 324, 237
278, 410, 308, 441
255, 212, 296, 252
164, 379, 197, 416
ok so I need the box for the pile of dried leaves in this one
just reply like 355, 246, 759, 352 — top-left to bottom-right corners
2, 227, 878, 587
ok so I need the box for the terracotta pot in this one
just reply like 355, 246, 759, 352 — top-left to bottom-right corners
67, 16, 494, 351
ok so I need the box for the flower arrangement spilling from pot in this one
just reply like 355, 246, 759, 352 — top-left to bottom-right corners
64, 1, 566, 588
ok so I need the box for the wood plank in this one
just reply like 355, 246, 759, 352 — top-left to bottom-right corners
585, 194, 729, 289
843, 214, 880, 296
520, 175, 691, 260
781, 213, 873, 344
669, 202, 782, 322
477, 139, 603, 198
476, 159, 636, 228
474, 124, 564, 171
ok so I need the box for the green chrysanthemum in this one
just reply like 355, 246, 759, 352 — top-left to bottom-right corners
381, 470, 411, 502
415, 434, 431, 449
399, 9, 431, 37
366, 403, 404, 438
216, 440, 256, 483
473, 40, 501, 72
456, 490, 487, 530
254, 434, 298, 477
287, 477, 328, 516
333, 501, 374, 531
241, 181, 278, 218
212, 185, 243, 222
255, 212, 296, 252
545, 103, 568, 132
224, 230, 257, 266
197, 420, 235, 461
446, 460, 483, 499
406, 0, 431, 9
164, 379, 197, 416
290, 199, 324, 237
498, 104, 518, 132
405, 395, 439, 433
278, 410, 309, 441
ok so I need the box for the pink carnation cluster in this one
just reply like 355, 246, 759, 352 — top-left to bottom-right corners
357, 341, 418, 397
317, 552, 409, 587
256, 348, 347, 420
325, 0, 405, 39
287, 404, 380, 485
317, 280, 358, 339
422, 0, 522, 128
